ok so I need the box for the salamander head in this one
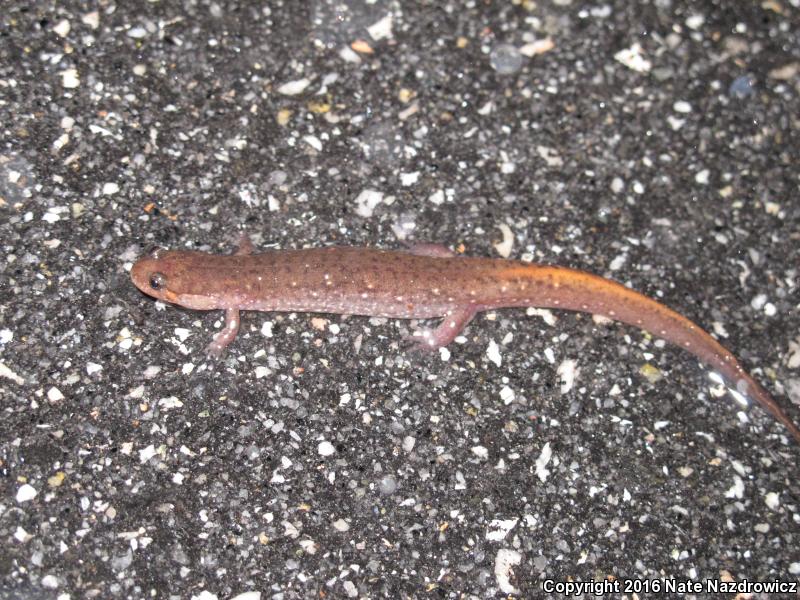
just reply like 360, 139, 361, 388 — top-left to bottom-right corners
131, 246, 219, 310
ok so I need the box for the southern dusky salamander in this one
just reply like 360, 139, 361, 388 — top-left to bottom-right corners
130, 236, 800, 443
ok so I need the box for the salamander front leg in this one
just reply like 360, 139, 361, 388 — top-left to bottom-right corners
206, 308, 241, 357
406, 306, 476, 351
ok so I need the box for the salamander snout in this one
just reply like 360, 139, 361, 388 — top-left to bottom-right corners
130, 252, 176, 303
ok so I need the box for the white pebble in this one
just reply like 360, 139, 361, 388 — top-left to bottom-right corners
486, 518, 518, 541
557, 359, 577, 393
685, 14, 705, 30
277, 78, 311, 95
127, 26, 148, 39
53, 19, 71, 38
318, 440, 336, 456
158, 396, 183, 409
230, 593, 261, 600
400, 171, 419, 186
493, 223, 514, 258
673, 100, 692, 113
428, 189, 445, 205
750, 294, 767, 310
14, 526, 32, 543
102, 182, 119, 195
535, 442, 553, 482
81, 11, 100, 29
486, 340, 502, 367
139, 444, 158, 464
764, 491, 780, 510
332, 518, 350, 532
86, 362, 103, 375
354, 189, 384, 218
614, 44, 651, 73
367, 14, 393, 41
499, 386, 515, 405
303, 135, 322, 151
16, 484, 38, 502
494, 549, 522, 594
471, 445, 488, 459
61, 69, 80, 89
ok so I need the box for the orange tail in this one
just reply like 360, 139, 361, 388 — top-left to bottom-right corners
523, 266, 800, 443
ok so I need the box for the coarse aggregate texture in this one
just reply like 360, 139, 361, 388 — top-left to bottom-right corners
1, 1, 799, 598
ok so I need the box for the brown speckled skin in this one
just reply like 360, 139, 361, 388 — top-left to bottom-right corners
131, 244, 800, 443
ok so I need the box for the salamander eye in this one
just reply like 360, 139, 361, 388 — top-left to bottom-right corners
147, 246, 164, 259
149, 272, 167, 290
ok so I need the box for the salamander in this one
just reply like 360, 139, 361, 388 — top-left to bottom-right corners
130, 236, 800, 443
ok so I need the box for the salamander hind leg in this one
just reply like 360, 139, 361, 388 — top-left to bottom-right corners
206, 308, 241, 357
404, 307, 476, 352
